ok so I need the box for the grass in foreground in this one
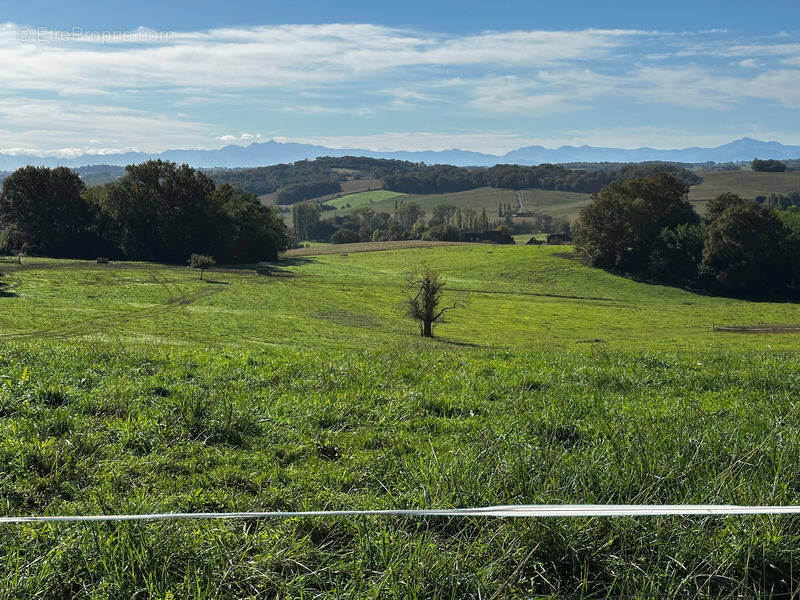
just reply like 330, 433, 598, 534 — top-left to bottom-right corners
1, 340, 800, 598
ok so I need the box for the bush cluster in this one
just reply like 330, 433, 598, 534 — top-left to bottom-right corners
574, 174, 800, 296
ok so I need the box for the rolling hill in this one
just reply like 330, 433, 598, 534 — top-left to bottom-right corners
1, 245, 800, 596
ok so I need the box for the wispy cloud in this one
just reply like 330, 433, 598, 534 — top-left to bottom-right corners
0, 23, 797, 155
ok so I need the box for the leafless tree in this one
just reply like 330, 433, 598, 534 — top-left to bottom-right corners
407, 267, 456, 338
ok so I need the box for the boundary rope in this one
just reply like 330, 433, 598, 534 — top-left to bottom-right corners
4, 504, 800, 524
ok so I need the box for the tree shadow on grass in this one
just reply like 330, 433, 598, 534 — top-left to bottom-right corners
0, 276, 16, 297
277, 257, 317, 267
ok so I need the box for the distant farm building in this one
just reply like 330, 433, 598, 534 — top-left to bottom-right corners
546, 233, 571, 245
461, 230, 515, 244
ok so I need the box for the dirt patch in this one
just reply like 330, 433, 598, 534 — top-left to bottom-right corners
714, 324, 800, 334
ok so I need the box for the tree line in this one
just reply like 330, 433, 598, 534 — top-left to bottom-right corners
275, 181, 341, 204
0, 161, 288, 263
383, 163, 701, 195
205, 156, 420, 196
751, 158, 787, 172
291, 198, 537, 246
573, 173, 800, 296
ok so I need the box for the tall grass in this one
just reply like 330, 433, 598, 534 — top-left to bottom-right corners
0, 340, 799, 597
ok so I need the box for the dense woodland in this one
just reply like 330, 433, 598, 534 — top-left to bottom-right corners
751, 158, 787, 172
275, 180, 341, 204
0, 161, 288, 262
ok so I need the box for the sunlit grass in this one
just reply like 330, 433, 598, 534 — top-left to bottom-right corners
0, 245, 800, 597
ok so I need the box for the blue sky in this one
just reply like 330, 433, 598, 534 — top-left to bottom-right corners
1, 0, 799, 156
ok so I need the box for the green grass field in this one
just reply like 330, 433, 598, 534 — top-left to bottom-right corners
2, 246, 800, 597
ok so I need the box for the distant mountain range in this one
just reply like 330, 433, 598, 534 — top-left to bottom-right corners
0, 137, 799, 171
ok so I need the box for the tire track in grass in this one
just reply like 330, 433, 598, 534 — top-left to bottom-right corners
0, 271, 223, 341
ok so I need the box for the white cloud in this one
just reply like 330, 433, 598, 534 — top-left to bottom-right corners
0, 23, 798, 154
216, 133, 261, 141
631, 66, 800, 109
0, 98, 211, 154
736, 59, 763, 68
0, 23, 641, 93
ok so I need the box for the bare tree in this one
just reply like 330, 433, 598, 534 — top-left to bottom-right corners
407, 267, 456, 338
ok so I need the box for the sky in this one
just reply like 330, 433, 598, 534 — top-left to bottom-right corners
0, 0, 799, 157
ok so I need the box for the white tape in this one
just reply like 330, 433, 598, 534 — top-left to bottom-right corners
2, 504, 800, 524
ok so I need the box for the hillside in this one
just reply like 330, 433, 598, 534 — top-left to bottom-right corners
2, 246, 800, 596
325, 187, 594, 221
689, 170, 800, 201
2, 245, 799, 350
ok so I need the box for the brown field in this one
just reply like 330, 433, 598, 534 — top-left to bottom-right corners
689, 170, 800, 201
281, 240, 472, 257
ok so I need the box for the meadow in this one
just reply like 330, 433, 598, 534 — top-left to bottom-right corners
324, 187, 593, 221
1, 245, 800, 597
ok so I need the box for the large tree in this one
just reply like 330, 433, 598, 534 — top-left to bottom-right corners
751, 158, 787, 172
701, 201, 791, 294
573, 173, 699, 271
395, 202, 424, 233
705, 192, 744, 223
97, 160, 220, 261
213, 184, 288, 261
0, 166, 93, 256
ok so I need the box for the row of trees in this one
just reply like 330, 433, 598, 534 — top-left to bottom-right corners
573, 173, 799, 295
383, 163, 701, 195
0, 161, 288, 262
206, 156, 418, 196
751, 158, 787, 172
291, 198, 529, 245
756, 192, 800, 210
275, 181, 341, 204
